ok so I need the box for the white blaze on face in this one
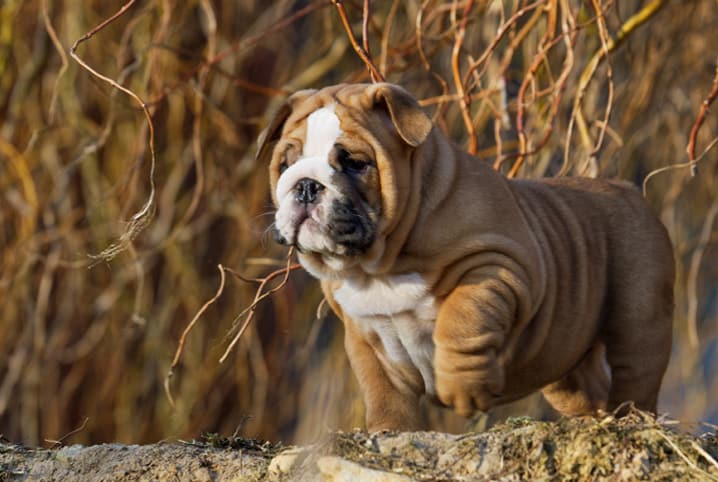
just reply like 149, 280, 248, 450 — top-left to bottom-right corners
274, 104, 345, 255
275, 105, 343, 201
304, 105, 342, 158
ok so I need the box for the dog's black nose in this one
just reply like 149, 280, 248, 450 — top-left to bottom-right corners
295, 178, 324, 204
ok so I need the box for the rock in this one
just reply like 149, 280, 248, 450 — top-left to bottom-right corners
268, 446, 307, 478
316, 456, 413, 482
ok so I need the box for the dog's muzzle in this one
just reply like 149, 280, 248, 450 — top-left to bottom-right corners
327, 198, 375, 254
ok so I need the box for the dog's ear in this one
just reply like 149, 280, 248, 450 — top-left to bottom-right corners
256, 89, 317, 163
370, 83, 432, 147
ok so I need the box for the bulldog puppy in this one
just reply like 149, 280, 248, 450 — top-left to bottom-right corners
259, 83, 674, 432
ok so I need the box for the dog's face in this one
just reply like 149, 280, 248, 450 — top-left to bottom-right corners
259, 84, 432, 277
273, 103, 381, 258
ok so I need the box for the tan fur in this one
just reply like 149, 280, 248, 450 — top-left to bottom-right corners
264, 83, 675, 431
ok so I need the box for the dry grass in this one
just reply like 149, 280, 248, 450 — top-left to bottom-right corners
326, 409, 718, 480
0, 0, 717, 447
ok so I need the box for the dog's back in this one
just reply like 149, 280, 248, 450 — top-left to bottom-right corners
509, 177, 674, 414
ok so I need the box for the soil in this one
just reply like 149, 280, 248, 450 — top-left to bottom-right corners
0, 437, 279, 481
2, 411, 717, 481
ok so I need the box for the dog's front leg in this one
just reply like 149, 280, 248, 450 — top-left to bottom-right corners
433, 275, 519, 417
343, 319, 423, 432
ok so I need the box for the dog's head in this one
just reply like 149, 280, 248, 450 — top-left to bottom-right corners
260, 83, 432, 278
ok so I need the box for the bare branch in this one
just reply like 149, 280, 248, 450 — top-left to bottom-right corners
165, 265, 228, 408
70, 0, 157, 264
451, 0, 477, 154
687, 60, 718, 169
220, 248, 300, 363
331, 0, 385, 82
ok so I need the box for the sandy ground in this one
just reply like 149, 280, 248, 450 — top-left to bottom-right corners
2, 411, 717, 481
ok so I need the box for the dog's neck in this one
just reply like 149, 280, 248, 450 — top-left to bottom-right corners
363, 129, 503, 274
298, 127, 516, 284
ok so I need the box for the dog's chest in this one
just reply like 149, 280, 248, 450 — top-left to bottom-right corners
333, 273, 438, 393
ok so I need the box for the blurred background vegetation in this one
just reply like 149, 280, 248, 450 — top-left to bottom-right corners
1, 0, 717, 446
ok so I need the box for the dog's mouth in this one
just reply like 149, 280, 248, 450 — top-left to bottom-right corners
273, 207, 310, 249
292, 211, 309, 248
292, 213, 324, 254
325, 198, 376, 255
274, 198, 376, 257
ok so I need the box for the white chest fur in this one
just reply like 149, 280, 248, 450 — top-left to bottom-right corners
333, 273, 438, 394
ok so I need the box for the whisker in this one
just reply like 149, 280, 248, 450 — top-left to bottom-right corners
253, 210, 277, 221
260, 223, 277, 248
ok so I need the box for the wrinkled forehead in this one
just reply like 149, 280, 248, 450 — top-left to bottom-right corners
282, 88, 363, 135
277, 108, 340, 162
279, 86, 397, 154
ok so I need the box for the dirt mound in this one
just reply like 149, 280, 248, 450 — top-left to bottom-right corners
309, 412, 718, 481
0, 437, 280, 481
2, 412, 716, 481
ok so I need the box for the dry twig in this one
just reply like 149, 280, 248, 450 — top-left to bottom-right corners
219, 248, 300, 363
687, 60, 718, 171
40, 0, 68, 124
69, 0, 157, 264
585, 0, 615, 173
562, 0, 666, 175
165, 265, 228, 408
643, 57, 718, 195
165, 249, 300, 406
331, 0, 385, 82
146, 1, 328, 107
655, 431, 718, 482
45, 417, 90, 448
451, 0, 477, 154
508, 13, 577, 176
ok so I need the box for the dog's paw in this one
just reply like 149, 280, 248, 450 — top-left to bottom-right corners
434, 345, 505, 416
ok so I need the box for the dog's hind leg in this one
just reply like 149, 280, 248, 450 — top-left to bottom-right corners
541, 343, 610, 416
602, 300, 673, 414
602, 228, 674, 415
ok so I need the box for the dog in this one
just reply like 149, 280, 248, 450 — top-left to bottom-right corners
258, 83, 675, 432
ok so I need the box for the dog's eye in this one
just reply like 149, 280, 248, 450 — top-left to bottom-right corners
337, 148, 370, 174
278, 144, 298, 174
